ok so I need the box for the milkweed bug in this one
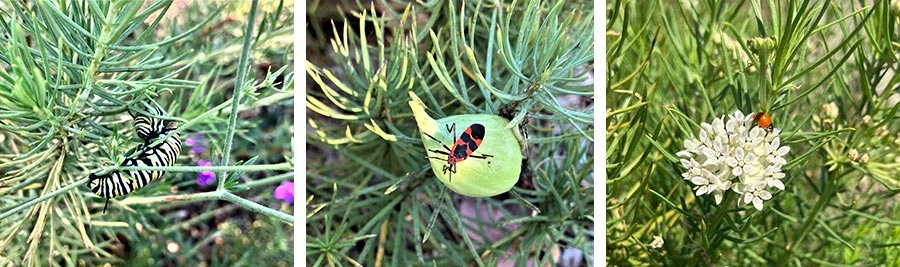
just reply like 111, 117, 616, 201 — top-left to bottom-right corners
753, 112, 774, 132
423, 123, 495, 182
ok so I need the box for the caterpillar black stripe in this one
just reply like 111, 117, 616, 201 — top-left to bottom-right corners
130, 106, 167, 143
88, 110, 181, 213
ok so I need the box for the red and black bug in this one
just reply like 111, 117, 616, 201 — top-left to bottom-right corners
423, 123, 495, 182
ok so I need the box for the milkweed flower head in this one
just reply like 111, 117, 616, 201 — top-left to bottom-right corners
677, 110, 790, 210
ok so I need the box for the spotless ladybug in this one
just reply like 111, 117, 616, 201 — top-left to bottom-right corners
423, 123, 495, 182
753, 112, 774, 132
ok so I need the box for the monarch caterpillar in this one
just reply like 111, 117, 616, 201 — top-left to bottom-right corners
127, 126, 182, 185
88, 108, 182, 213
130, 106, 167, 142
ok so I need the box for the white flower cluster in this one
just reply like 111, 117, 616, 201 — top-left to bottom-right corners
677, 110, 790, 210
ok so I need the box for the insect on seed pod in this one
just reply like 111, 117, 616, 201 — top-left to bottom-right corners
408, 91, 523, 197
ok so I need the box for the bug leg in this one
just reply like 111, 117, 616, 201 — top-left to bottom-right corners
445, 164, 452, 182
103, 198, 109, 214
426, 149, 450, 162
469, 153, 495, 159
428, 149, 450, 156
445, 123, 457, 136
423, 133, 453, 152
445, 163, 457, 182
469, 153, 494, 164
450, 163, 456, 183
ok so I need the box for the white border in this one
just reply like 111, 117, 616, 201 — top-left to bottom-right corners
295, 1, 306, 266
596, 1, 607, 266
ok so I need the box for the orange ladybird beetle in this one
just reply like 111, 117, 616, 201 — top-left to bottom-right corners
753, 112, 773, 132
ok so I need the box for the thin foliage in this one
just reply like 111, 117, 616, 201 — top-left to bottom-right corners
608, 0, 900, 265
0, 0, 294, 265
307, 0, 593, 265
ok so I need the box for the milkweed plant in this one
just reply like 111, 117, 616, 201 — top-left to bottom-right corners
0, 0, 294, 265
609, 0, 900, 265
307, 0, 593, 266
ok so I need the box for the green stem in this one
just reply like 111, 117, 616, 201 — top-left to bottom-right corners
445, 192, 485, 266
119, 190, 294, 224
222, 191, 293, 224
116, 163, 292, 172
118, 191, 222, 204
690, 193, 734, 266
776, 169, 840, 265
241, 172, 294, 188
219, 0, 259, 190
0, 177, 87, 222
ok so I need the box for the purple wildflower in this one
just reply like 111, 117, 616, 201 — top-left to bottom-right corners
274, 181, 294, 205
185, 133, 207, 155
191, 146, 206, 155
196, 159, 216, 187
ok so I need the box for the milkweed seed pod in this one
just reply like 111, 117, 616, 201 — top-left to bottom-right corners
408, 91, 523, 197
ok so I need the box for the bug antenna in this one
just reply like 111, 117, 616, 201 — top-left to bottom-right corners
103, 198, 109, 214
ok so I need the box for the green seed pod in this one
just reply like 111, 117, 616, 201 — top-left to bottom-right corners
408, 91, 523, 197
